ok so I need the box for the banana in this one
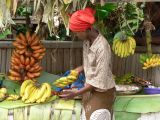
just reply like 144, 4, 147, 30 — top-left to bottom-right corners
20, 80, 34, 96
39, 83, 52, 102
112, 39, 117, 51
0, 93, 5, 99
70, 70, 78, 77
22, 83, 35, 100
24, 87, 37, 103
114, 40, 121, 55
116, 41, 121, 57
0, 88, 7, 94
121, 42, 126, 57
123, 40, 130, 57
35, 84, 47, 100
6, 94, 20, 101
26, 88, 39, 103
67, 75, 77, 80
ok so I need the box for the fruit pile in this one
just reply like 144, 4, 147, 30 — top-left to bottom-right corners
9, 32, 46, 81
140, 54, 160, 69
54, 70, 78, 88
112, 32, 136, 58
6, 94, 20, 101
20, 80, 52, 104
0, 88, 7, 101
115, 73, 134, 85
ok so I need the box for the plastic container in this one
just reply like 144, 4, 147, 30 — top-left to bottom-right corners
144, 87, 160, 94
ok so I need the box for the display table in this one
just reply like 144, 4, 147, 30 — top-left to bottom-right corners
1, 72, 160, 120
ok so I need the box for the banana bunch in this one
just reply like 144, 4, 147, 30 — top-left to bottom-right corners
6, 94, 20, 101
0, 88, 7, 101
20, 80, 52, 104
112, 32, 136, 58
53, 70, 78, 88
140, 54, 160, 69
9, 32, 46, 81
115, 73, 134, 85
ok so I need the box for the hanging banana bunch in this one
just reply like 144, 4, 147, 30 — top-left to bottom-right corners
8, 32, 46, 81
112, 31, 136, 58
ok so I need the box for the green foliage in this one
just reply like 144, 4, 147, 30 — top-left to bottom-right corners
15, 24, 27, 35
0, 29, 12, 40
16, 6, 32, 17
95, 3, 117, 20
119, 3, 144, 36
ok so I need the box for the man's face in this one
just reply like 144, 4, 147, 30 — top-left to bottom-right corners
73, 31, 88, 41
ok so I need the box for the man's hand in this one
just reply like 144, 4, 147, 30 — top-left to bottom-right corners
59, 83, 94, 100
59, 89, 78, 100
74, 66, 83, 74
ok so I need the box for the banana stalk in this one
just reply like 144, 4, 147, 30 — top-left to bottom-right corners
144, 15, 155, 57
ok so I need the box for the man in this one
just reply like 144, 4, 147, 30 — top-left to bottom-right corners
60, 7, 116, 120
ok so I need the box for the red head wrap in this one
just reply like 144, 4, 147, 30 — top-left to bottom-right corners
69, 7, 96, 32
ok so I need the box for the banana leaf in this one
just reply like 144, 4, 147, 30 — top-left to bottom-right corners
54, 99, 75, 110
114, 95, 160, 113
74, 100, 82, 120
0, 107, 8, 120
115, 111, 140, 120
14, 107, 27, 120
53, 109, 61, 120
0, 95, 58, 109
28, 103, 51, 120
60, 110, 72, 120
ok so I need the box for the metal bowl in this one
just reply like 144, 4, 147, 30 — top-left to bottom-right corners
116, 84, 142, 95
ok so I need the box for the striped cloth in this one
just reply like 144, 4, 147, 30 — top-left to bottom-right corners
81, 108, 111, 120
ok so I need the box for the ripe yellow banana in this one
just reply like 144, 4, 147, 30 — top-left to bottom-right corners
39, 83, 52, 103
70, 70, 78, 77
25, 88, 37, 104
35, 84, 47, 100
0, 88, 7, 94
20, 80, 34, 96
6, 94, 20, 101
22, 83, 35, 100
0, 93, 5, 99
117, 41, 122, 57
27, 88, 39, 103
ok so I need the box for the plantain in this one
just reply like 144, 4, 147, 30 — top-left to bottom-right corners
30, 57, 36, 66
19, 33, 27, 43
26, 65, 31, 71
16, 37, 27, 46
9, 69, 20, 77
32, 72, 40, 77
32, 53, 40, 58
31, 45, 43, 50
27, 72, 34, 78
20, 55, 25, 65
25, 57, 30, 66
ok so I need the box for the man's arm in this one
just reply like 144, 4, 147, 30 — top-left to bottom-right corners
59, 83, 94, 99
74, 65, 84, 74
